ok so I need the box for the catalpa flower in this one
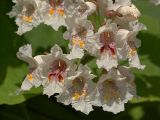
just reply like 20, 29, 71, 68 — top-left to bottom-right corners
64, 18, 97, 59
12, 0, 145, 115
112, 4, 141, 29
127, 32, 145, 69
8, 0, 43, 35
92, 66, 136, 114
17, 44, 44, 90
95, 20, 118, 71
57, 65, 96, 114
129, 20, 147, 32
98, 0, 131, 16
106, 0, 131, 12
40, 0, 66, 31
116, 4, 141, 21
116, 23, 145, 69
64, 0, 96, 20
40, 45, 75, 97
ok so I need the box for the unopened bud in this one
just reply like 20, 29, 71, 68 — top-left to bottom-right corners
117, 4, 141, 20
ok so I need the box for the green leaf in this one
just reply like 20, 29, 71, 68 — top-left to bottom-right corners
131, 1, 160, 102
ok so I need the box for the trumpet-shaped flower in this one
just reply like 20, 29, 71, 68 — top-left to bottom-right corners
57, 65, 96, 114
17, 44, 44, 90
98, 0, 131, 15
39, 0, 66, 31
116, 23, 146, 69
64, 0, 96, 20
112, 4, 141, 29
8, 0, 43, 35
95, 20, 118, 71
92, 66, 136, 114
64, 18, 97, 59
40, 45, 75, 97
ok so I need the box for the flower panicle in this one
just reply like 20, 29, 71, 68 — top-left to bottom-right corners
10, 0, 147, 115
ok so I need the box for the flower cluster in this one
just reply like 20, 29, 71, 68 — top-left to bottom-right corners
9, 0, 146, 114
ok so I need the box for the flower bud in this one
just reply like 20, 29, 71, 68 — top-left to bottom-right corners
117, 4, 141, 20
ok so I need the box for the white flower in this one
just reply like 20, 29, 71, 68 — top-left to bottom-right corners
116, 28, 145, 69
98, 0, 131, 15
17, 44, 44, 90
127, 32, 145, 69
107, 0, 131, 11
7, 0, 43, 35
92, 66, 136, 114
129, 20, 147, 32
116, 4, 140, 21
100, 1, 140, 29
64, 18, 96, 59
115, 29, 130, 60
106, 4, 141, 30
95, 20, 118, 71
40, 45, 75, 97
113, 4, 141, 30
39, 0, 66, 31
57, 65, 96, 115
64, 0, 96, 20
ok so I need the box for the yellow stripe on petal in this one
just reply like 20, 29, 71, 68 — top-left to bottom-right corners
27, 73, 33, 81
57, 8, 64, 16
72, 92, 81, 101
23, 16, 33, 23
72, 90, 87, 101
72, 38, 85, 48
49, 8, 55, 15
129, 48, 136, 56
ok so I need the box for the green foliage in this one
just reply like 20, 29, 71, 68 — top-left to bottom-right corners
131, 0, 160, 103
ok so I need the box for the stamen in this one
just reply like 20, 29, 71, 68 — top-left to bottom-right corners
100, 31, 114, 45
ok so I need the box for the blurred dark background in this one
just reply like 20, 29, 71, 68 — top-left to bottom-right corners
0, 0, 160, 120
